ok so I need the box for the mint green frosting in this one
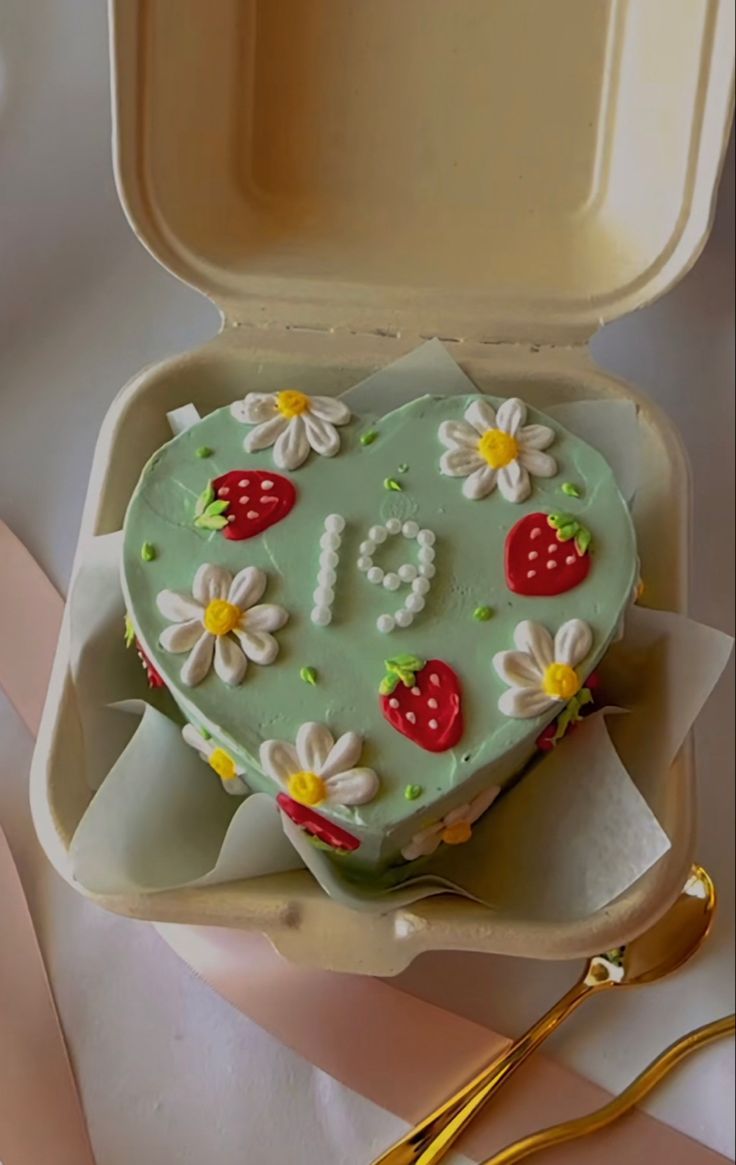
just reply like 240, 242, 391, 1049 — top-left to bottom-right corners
121, 394, 637, 871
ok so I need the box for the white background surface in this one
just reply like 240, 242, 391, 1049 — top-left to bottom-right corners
0, 2, 733, 1163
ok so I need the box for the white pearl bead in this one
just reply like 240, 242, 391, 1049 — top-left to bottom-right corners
367, 566, 384, 585
402, 520, 419, 539
406, 594, 425, 613
398, 563, 418, 582
318, 567, 337, 587
418, 546, 435, 565
417, 529, 436, 546
320, 531, 340, 551
369, 525, 387, 543
385, 518, 401, 534
357, 556, 372, 572
419, 563, 436, 579
359, 540, 376, 555
383, 572, 401, 591
412, 576, 431, 594
313, 585, 335, 606
321, 550, 339, 568
325, 514, 345, 533
311, 606, 332, 626
377, 614, 395, 633
394, 609, 414, 628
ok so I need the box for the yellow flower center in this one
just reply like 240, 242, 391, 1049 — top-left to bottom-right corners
277, 390, 311, 419
209, 748, 237, 781
203, 598, 242, 637
543, 662, 582, 701
441, 820, 473, 846
287, 770, 326, 806
477, 428, 519, 469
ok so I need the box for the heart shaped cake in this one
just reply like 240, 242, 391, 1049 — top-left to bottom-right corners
121, 389, 637, 875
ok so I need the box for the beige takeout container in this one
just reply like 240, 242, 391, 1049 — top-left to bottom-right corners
31, 0, 734, 975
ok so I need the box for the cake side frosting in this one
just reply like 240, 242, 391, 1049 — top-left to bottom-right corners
121, 392, 637, 872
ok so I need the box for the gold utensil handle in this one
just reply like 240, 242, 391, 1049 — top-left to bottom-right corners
371, 978, 595, 1165
482, 1013, 735, 1165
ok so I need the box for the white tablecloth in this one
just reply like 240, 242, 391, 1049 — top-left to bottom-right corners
0, 3, 733, 1162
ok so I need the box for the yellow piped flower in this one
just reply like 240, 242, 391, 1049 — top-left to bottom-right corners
231, 389, 352, 470
208, 747, 237, 782
287, 770, 327, 806
276, 389, 311, 419
477, 428, 519, 470
203, 598, 242, 637
542, 662, 581, 701
441, 820, 473, 846
493, 618, 593, 719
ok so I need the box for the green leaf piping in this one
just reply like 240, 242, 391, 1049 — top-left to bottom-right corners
195, 482, 215, 518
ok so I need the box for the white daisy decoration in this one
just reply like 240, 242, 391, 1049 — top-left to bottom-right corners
260, 722, 380, 809
493, 618, 594, 719
401, 786, 501, 861
182, 724, 248, 795
230, 389, 351, 470
439, 397, 557, 502
157, 563, 288, 688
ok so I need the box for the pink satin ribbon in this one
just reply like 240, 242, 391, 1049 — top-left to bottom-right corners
0, 519, 729, 1164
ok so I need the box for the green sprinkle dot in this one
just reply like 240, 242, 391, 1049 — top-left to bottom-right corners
397, 463, 409, 473
196, 446, 213, 459
199, 726, 212, 741
141, 542, 157, 562
384, 477, 403, 492
404, 784, 423, 801
300, 666, 318, 686
561, 482, 582, 498
473, 606, 493, 622
360, 430, 378, 446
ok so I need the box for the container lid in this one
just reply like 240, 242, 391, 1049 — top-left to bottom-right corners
112, 0, 734, 345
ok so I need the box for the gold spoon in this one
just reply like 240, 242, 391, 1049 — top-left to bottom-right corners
482, 1012, 734, 1164
372, 865, 716, 1165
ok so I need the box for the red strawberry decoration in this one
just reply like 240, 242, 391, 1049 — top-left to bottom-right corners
276, 794, 360, 852
379, 655, 463, 752
505, 512, 592, 597
194, 471, 297, 540
136, 640, 165, 689
125, 615, 165, 688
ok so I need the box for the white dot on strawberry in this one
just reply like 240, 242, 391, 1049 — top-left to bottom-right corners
218, 487, 230, 496
566, 555, 576, 565
530, 527, 542, 539
547, 560, 558, 569
527, 569, 536, 578
427, 698, 438, 709
411, 686, 421, 696
238, 479, 249, 488
389, 698, 399, 708
261, 480, 274, 489
406, 712, 417, 724
430, 673, 440, 686
260, 495, 276, 504
429, 719, 438, 730
239, 496, 249, 505
247, 510, 259, 520
528, 551, 538, 560
548, 543, 558, 553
